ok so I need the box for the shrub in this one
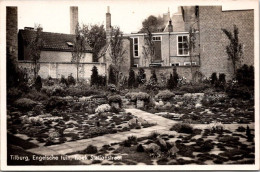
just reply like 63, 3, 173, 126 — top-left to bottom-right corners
95, 104, 111, 114
107, 84, 117, 92
67, 73, 76, 85
46, 76, 54, 86
136, 144, 145, 152
145, 78, 159, 91
219, 73, 226, 84
45, 96, 68, 111
236, 64, 254, 87
14, 98, 37, 110
226, 85, 252, 99
24, 90, 48, 101
236, 126, 246, 132
170, 123, 193, 134
210, 72, 218, 85
179, 84, 209, 93
136, 68, 146, 85
83, 145, 98, 154
156, 90, 175, 101
150, 70, 158, 83
136, 92, 150, 102
108, 95, 122, 107
128, 69, 136, 88
91, 66, 99, 86
34, 75, 42, 91
110, 106, 120, 114
7, 87, 22, 102
60, 75, 68, 86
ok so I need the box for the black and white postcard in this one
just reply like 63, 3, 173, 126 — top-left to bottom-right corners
0, 0, 259, 170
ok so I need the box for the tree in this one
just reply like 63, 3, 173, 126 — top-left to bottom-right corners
222, 25, 243, 77
81, 24, 106, 62
142, 28, 155, 66
91, 66, 99, 86
128, 69, 136, 88
28, 25, 44, 80
108, 26, 126, 85
188, 27, 196, 82
172, 68, 179, 88
72, 24, 87, 81
108, 66, 117, 85
150, 69, 157, 83
139, 15, 165, 33
167, 74, 174, 90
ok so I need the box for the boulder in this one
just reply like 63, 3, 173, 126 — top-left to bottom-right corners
145, 143, 160, 153
195, 103, 202, 108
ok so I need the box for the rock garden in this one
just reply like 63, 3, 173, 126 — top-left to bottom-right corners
7, 64, 255, 165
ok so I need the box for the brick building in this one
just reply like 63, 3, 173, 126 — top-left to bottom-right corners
100, 6, 254, 81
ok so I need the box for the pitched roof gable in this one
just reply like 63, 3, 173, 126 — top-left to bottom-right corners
19, 29, 92, 52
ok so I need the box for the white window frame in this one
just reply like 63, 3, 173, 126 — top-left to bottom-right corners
152, 36, 162, 41
170, 63, 180, 66
133, 64, 139, 67
184, 62, 191, 66
184, 62, 197, 66
177, 35, 189, 56
132, 37, 139, 57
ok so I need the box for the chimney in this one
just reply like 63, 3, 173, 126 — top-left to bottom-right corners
6, 7, 18, 61
106, 6, 111, 43
70, 6, 78, 34
168, 19, 173, 32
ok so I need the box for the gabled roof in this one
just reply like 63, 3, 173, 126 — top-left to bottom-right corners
18, 29, 92, 52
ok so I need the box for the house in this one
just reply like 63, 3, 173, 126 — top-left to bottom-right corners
17, 6, 106, 79
100, 6, 254, 81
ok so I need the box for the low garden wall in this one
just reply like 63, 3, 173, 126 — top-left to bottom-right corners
132, 66, 201, 82
18, 61, 106, 80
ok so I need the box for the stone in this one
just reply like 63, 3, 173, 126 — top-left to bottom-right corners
195, 103, 202, 108
158, 100, 164, 106
145, 143, 160, 153
227, 108, 236, 113
136, 100, 144, 108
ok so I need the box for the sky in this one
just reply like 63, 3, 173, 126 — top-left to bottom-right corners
11, 0, 257, 34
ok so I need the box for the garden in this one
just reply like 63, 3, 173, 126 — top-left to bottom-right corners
7, 64, 255, 165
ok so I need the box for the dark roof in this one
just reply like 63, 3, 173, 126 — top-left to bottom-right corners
18, 29, 92, 52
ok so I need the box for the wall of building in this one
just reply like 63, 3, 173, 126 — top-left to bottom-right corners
40, 51, 93, 63
6, 7, 18, 62
18, 61, 106, 80
199, 6, 254, 80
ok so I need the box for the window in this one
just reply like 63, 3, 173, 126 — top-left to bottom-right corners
133, 64, 138, 67
133, 37, 139, 57
177, 35, 189, 56
152, 36, 161, 41
171, 63, 180, 66
184, 62, 197, 66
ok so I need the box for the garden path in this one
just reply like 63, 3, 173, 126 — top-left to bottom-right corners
26, 108, 177, 155
26, 108, 255, 156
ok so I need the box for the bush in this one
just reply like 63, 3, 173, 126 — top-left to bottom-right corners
83, 145, 98, 154
210, 72, 218, 85
108, 95, 122, 107
14, 98, 37, 110
24, 90, 48, 101
91, 66, 99, 86
60, 75, 68, 86
128, 69, 136, 88
170, 123, 193, 134
236, 64, 254, 87
107, 84, 117, 92
236, 126, 246, 132
150, 70, 158, 83
226, 85, 252, 99
136, 144, 145, 152
156, 90, 175, 101
46, 76, 54, 86
136, 68, 146, 85
7, 87, 22, 102
45, 96, 68, 111
136, 92, 150, 102
34, 75, 42, 91
179, 84, 209, 93
67, 74, 76, 85
123, 136, 137, 147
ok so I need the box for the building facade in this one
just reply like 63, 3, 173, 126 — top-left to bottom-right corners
100, 6, 254, 81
